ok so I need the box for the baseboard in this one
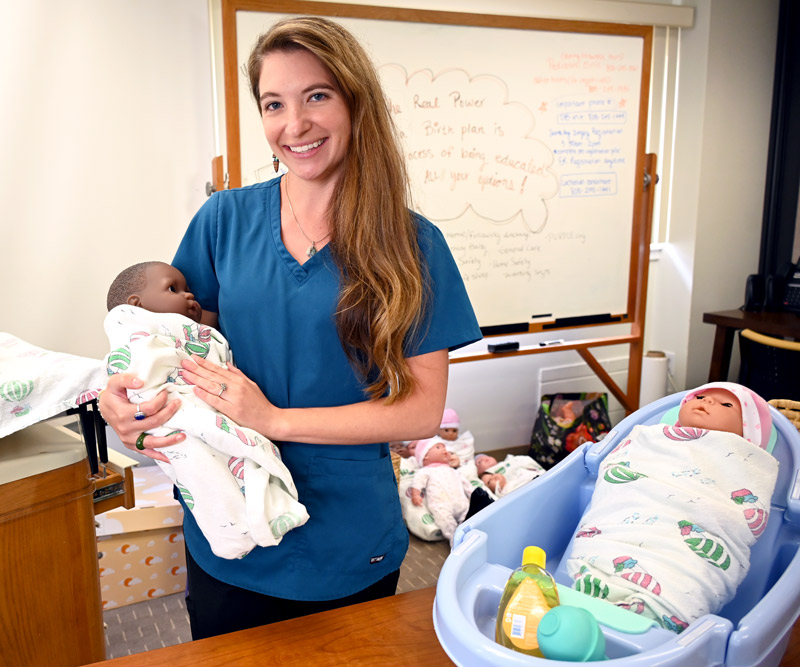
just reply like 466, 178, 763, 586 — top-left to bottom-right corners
480, 444, 529, 459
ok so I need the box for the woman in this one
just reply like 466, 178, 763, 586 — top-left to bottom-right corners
99, 16, 481, 639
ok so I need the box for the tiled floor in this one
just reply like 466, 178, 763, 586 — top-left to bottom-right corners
103, 534, 450, 659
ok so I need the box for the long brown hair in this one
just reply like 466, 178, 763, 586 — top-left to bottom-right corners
247, 16, 428, 402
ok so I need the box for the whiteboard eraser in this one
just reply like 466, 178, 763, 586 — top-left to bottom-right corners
488, 342, 519, 353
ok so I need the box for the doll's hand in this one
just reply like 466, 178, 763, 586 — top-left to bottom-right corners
99, 374, 182, 462
411, 489, 424, 507
180, 356, 279, 437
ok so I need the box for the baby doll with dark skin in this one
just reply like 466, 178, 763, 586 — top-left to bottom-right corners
104, 261, 308, 560
106, 261, 204, 323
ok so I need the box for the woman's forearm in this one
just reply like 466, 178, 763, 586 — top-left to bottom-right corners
264, 349, 448, 445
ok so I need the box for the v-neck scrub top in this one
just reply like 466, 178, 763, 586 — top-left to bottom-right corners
172, 176, 481, 600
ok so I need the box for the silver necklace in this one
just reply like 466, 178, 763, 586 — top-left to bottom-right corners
284, 178, 330, 258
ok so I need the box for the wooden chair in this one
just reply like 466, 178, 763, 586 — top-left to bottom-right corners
737, 328, 800, 402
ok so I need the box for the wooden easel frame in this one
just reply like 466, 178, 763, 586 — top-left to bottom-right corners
215, 0, 657, 413
450, 153, 657, 415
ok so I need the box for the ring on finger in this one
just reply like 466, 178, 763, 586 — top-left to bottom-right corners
135, 432, 147, 451
134, 404, 146, 421
217, 382, 227, 398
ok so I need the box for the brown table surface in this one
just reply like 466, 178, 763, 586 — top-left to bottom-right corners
83, 587, 453, 666
703, 309, 800, 381
82, 584, 800, 666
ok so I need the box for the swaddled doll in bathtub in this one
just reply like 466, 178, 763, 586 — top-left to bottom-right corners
566, 382, 778, 633
104, 261, 308, 560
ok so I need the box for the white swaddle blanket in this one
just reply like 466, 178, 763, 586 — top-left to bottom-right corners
104, 306, 309, 559
486, 454, 546, 498
566, 423, 778, 633
0, 333, 106, 438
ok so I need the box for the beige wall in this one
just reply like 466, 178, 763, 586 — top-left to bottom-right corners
0, 0, 780, 449
0, 0, 214, 358
645, 0, 779, 389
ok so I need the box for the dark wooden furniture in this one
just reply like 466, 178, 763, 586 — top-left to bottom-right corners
84, 587, 450, 666
82, 584, 800, 666
1, 459, 105, 665
703, 309, 800, 382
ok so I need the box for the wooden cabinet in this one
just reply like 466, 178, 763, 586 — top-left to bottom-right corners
0, 419, 106, 666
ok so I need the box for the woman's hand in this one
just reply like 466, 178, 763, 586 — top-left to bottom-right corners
180, 356, 279, 436
99, 373, 184, 462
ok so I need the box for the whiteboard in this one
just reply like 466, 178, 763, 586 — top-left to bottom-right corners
226, 5, 651, 333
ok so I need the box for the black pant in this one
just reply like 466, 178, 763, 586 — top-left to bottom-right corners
465, 487, 494, 520
184, 545, 401, 640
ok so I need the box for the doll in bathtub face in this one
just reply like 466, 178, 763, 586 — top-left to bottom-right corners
678, 388, 743, 437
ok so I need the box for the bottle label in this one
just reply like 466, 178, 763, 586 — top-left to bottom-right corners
502, 577, 548, 651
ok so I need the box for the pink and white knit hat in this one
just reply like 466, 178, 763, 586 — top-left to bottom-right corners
679, 382, 772, 449
440, 408, 460, 429
415, 436, 448, 467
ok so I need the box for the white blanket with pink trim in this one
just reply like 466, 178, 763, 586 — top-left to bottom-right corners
565, 423, 778, 633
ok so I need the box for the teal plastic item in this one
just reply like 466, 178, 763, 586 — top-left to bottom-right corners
557, 586, 656, 634
538, 606, 607, 662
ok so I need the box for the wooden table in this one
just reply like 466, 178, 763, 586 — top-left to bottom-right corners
703, 309, 800, 382
84, 587, 452, 666
83, 584, 800, 666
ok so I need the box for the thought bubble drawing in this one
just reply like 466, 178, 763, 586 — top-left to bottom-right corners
381, 65, 559, 233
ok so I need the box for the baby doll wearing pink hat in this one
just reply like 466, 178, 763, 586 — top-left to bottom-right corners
414, 436, 450, 467
678, 381, 772, 449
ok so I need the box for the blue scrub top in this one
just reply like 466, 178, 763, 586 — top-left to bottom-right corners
173, 176, 481, 600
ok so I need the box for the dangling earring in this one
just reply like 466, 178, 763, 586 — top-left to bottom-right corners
272, 154, 280, 173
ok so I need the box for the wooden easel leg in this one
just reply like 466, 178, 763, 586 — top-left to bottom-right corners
577, 348, 634, 413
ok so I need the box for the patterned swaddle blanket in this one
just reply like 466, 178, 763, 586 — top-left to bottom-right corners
566, 423, 779, 633
104, 305, 308, 559
0, 332, 105, 438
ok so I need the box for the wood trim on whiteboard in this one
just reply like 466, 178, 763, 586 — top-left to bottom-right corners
221, 0, 653, 190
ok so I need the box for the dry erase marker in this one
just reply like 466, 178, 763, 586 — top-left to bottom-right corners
539, 339, 565, 347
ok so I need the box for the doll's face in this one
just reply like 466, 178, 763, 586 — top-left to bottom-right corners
476, 455, 497, 476
423, 442, 451, 466
678, 388, 743, 436
131, 263, 202, 322
439, 426, 459, 441
481, 472, 505, 493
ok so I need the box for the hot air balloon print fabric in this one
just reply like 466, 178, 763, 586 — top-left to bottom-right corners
0, 332, 106, 438
566, 423, 778, 633
104, 305, 309, 560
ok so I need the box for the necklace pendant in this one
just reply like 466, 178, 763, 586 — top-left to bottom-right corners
306, 243, 317, 258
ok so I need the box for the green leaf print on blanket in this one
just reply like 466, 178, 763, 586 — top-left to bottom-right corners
679, 520, 731, 570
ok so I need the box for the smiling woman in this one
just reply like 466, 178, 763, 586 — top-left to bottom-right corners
98, 14, 481, 641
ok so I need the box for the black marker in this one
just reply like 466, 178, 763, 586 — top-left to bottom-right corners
539, 339, 565, 347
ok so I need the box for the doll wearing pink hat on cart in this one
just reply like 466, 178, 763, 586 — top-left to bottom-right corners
409, 436, 476, 546
437, 408, 476, 468
566, 382, 779, 634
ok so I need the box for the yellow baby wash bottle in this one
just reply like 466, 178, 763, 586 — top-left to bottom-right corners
495, 545, 560, 657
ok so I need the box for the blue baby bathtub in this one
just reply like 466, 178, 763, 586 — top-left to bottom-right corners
433, 391, 800, 666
